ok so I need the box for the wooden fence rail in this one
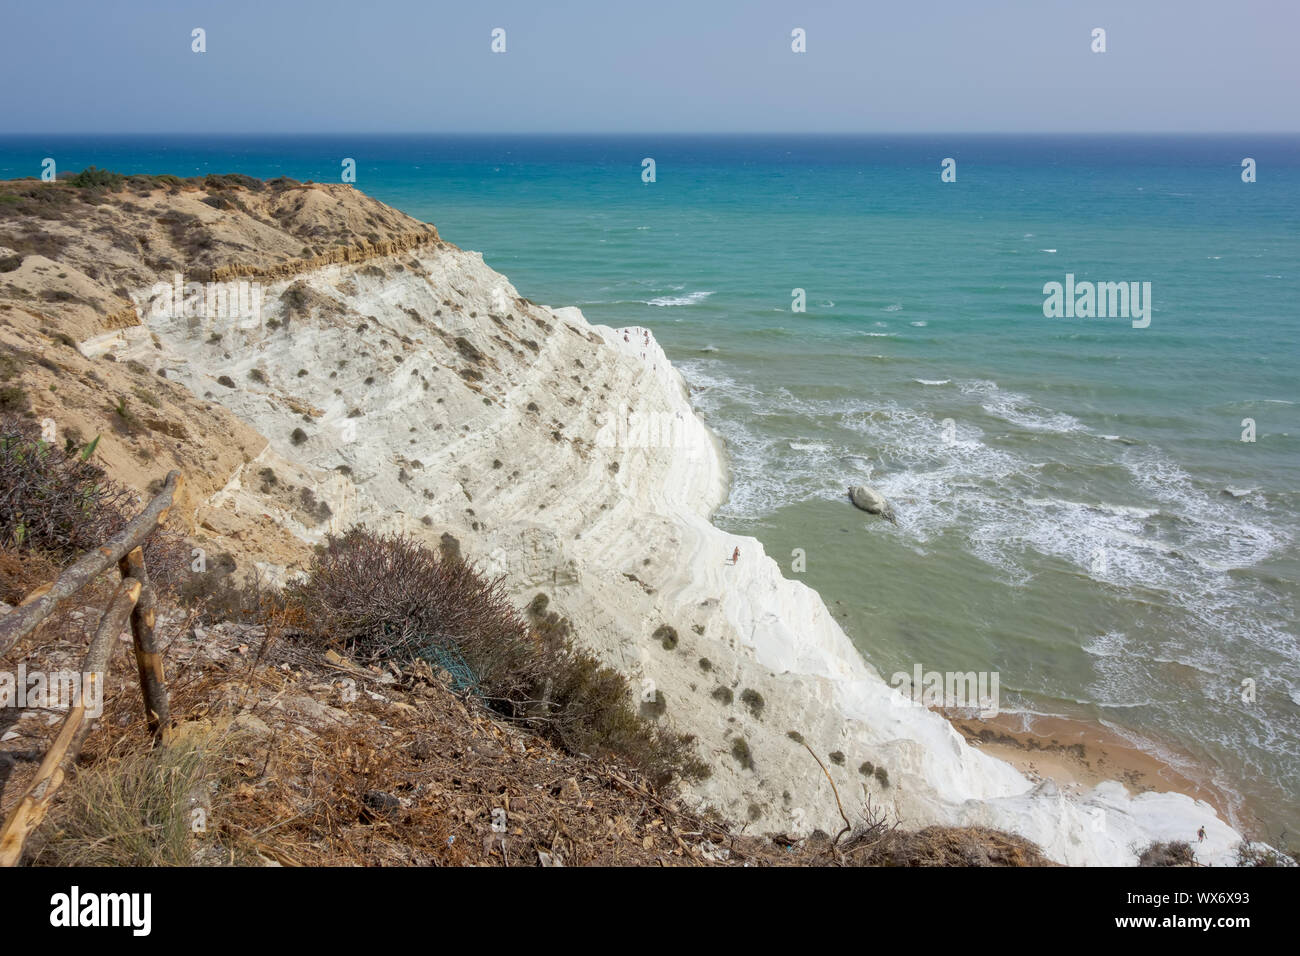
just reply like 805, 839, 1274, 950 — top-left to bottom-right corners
0, 470, 183, 866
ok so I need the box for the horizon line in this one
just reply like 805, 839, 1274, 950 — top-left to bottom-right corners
2, 130, 1297, 138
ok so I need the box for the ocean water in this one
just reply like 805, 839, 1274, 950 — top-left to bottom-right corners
3, 134, 1297, 838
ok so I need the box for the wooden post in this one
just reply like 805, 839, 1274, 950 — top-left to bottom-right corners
0, 578, 140, 866
120, 547, 170, 746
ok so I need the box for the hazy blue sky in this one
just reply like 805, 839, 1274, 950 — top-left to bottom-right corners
3, 0, 1296, 133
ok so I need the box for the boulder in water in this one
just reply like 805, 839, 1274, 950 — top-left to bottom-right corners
848, 485, 896, 523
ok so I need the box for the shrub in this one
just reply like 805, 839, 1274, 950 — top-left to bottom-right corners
1138, 841, 1196, 867
654, 624, 678, 650
1234, 841, 1292, 867
0, 414, 188, 588
287, 529, 706, 789
711, 687, 734, 705
829, 751, 845, 765
0, 384, 28, 414
131, 385, 162, 409
298, 486, 331, 521
288, 528, 542, 700
249, 368, 267, 384
217, 375, 235, 388
454, 336, 484, 363
290, 427, 308, 445
730, 738, 754, 771
67, 166, 125, 190
740, 688, 764, 719
110, 395, 143, 435
639, 690, 668, 719
175, 553, 263, 624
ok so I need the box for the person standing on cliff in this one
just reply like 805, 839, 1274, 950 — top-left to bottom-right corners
732, 546, 740, 565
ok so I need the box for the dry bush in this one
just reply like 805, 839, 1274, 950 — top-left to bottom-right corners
287, 528, 543, 702
828, 824, 1050, 867
1138, 840, 1196, 866
0, 413, 191, 594
286, 529, 705, 790
1234, 841, 1295, 867
542, 643, 707, 788
0, 415, 136, 557
175, 553, 267, 625
0, 545, 60, 605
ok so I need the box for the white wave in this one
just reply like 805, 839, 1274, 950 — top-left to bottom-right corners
883, 303, 903, 312
1084, 631, 1127, 658
1040, 248, 1057, 253
646, 290, 714, 307
913, 379, 950, 386
910, 320, 928, 327
958, 379, 1084, 433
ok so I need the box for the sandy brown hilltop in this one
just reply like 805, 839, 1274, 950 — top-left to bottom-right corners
0, 172, 441, 571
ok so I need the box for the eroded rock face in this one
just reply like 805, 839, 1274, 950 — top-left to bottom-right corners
849, 484, 895, 523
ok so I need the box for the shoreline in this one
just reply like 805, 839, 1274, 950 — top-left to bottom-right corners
670, 355, 1258, 861
944, 710, 1244, 837
670, 348, 1279, 858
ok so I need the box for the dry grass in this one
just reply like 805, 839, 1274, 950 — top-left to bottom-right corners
28, 723, 242, 867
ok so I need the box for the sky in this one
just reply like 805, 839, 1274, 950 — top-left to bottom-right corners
1, 0, 1296, 134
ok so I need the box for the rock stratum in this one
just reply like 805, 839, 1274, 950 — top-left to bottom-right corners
0, 173, 1251, 865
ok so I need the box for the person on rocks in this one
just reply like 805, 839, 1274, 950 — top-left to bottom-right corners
732, 546, 740, 565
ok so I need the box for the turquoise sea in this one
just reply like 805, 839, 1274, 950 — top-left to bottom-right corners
2, 134, 1296, 838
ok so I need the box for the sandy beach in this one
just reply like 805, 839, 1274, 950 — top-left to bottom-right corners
947, 710, 1241, 832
